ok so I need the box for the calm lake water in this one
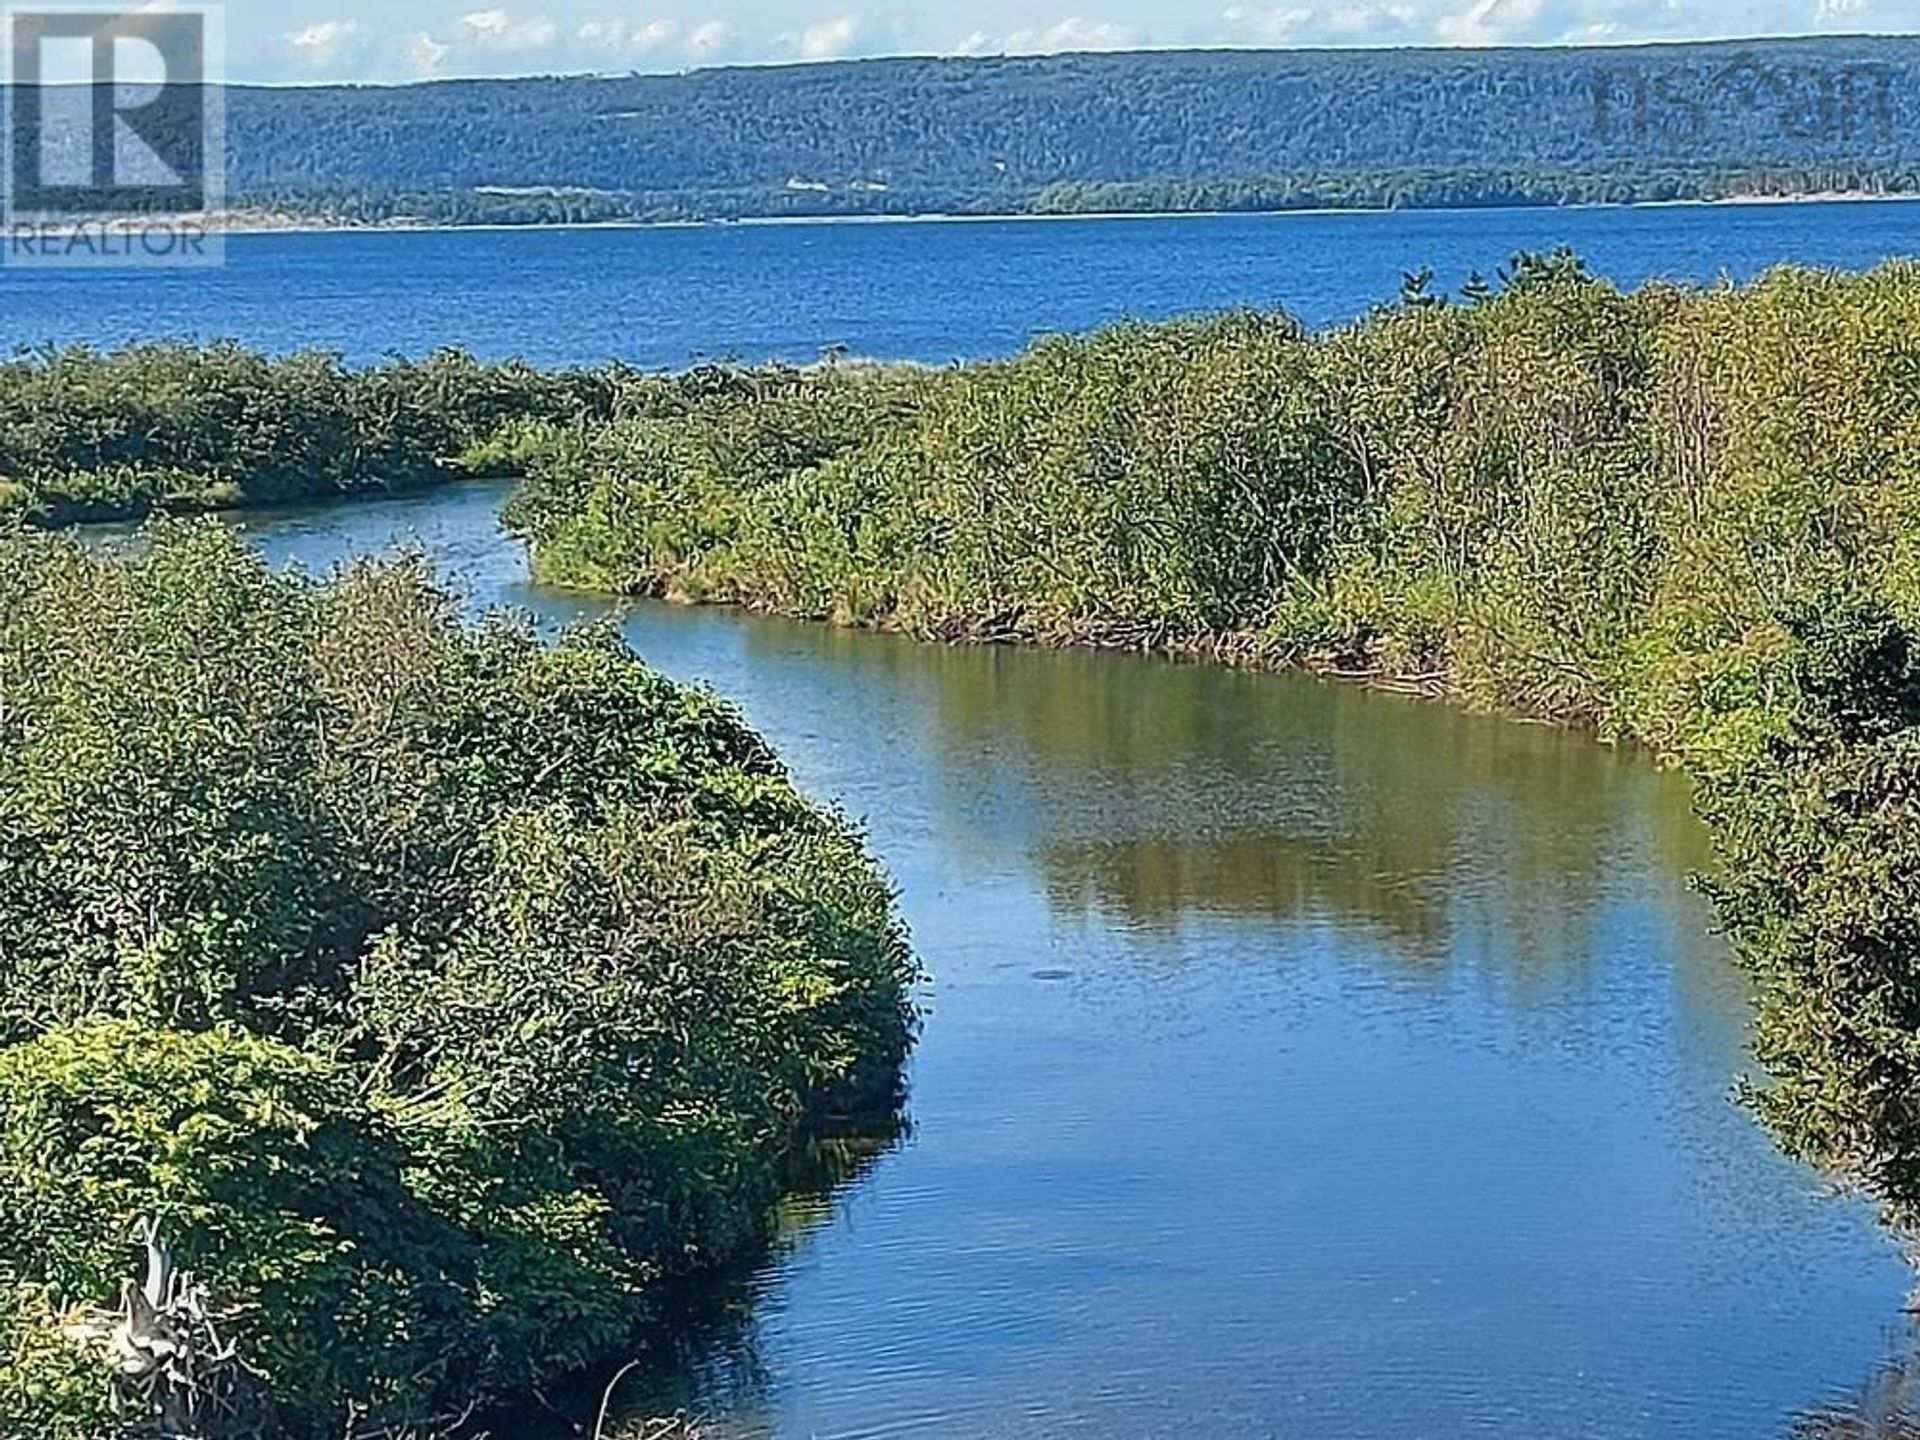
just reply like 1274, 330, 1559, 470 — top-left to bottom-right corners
227, 481, 1915, 1440
49, 203, 1920, 1436
3, 200, 1918, 367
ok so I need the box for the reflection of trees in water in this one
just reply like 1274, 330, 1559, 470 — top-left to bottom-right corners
726, 618, 1737, 1052
510, 1114, 909, 1439
1042, 829, 1456, 955
723, 615, 1712, 966
1792, 1343, 1920, 1439
904, 635, 1705, 969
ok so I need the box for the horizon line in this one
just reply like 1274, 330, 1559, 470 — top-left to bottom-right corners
161, 29, 1920, 90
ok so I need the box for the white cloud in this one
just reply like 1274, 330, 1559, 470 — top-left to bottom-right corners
458, 8, 561, 50
284, 17, 363, 66
798, 13, 862, 59
577, 17, 679, 52
1218, 1, 1426, 43
1033, 16, 1140, 48
633, 18, 679, 49
390, 8, 565, 77
1813, 0, 1865, 17
470, 8, 559, 49
686, 19, 732, 57
1434, 0, 1545, 43
1220, 4, 1314, 39
1320, 2, 1420, 33
1220, 0, 1707, 46
460, 9, 509, 39
404, 29, 451, 74
953, 16, 1141, 54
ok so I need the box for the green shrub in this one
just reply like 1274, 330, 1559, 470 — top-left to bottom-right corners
501, 361, 933, 600
2, 1287, 118, 1440
0, 522, 917, 1435
1696, 597, 1920, 1223
0, 343, 618, 522
0, 1021, 480, 1426
501, 256, 1920, 750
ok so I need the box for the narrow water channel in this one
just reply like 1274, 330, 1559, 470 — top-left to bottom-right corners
232, 481, 1917, 1440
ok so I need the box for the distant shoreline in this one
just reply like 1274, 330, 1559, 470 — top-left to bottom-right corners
198, 190, 1920, 239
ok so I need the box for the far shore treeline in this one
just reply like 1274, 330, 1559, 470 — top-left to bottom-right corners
6, 253, 1920, 1433
20, 35, 1920, 225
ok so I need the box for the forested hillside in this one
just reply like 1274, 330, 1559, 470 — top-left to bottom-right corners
209, 37, 1920, 221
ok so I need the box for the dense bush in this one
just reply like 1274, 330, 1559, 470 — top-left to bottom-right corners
501, 256, 1920, 1232
0, 522, 916, 1435
1697, 598, 1920, 1224
0, 343, 618, 523
0, 1021, 478, 1430
507, 318, 1359, 639
500, 361, 935, 603
503, 256, 1920, 740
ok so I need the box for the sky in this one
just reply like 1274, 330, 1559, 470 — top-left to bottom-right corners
239, 0, 1920, 83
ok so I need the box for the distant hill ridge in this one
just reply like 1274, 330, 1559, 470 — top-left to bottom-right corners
145, 37, 1920, 220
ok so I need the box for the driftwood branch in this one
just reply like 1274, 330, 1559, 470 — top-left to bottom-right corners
63, 1219, 272, 1439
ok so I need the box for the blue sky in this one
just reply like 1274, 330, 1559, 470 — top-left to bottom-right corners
241, 0, 1919, 82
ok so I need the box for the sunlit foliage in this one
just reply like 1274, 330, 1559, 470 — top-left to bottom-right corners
0, 344, 617, 523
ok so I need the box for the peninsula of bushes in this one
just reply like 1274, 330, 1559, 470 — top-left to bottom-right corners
0, 525, 916, 1436
0, 344, 628, 525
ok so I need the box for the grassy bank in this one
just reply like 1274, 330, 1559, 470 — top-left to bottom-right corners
0, 524, 917, 1437
500, 254, 1920, 1230
0, 343, 624, 524
500, 255, 1912, 747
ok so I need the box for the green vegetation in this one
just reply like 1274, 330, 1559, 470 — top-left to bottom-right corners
1029, 164, 1920, 215
1696, 602, 1920, 1211
500, 256, 1920, 1227
500, 361, 938, 599
10, 252, 1920, 1430
185, 37, 1920, 222
0, 343, 618, 524
0, 523, 916, 1436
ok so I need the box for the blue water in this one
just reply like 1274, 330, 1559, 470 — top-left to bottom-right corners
4, 200, 1917, 368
